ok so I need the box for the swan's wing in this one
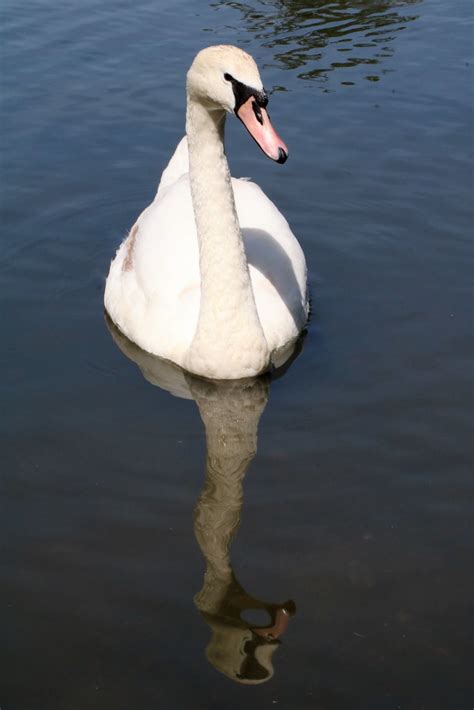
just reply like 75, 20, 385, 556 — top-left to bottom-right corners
233, 178, 309, 349
233, 178, 307, 299
105, 173, 200, 364
155, 136, 189, 199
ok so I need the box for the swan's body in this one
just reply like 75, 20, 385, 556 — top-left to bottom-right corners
105, 46, 308, 379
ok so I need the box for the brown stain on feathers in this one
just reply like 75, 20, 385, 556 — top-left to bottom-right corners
122, 222, 139, 272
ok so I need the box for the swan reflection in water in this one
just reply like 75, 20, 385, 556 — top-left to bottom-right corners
106, 315, 303, 684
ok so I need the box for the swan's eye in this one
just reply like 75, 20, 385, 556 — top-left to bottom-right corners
259, 91, 269, 109
224, 73, 233, 82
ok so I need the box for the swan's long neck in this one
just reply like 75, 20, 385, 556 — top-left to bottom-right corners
185, 98, 269, 379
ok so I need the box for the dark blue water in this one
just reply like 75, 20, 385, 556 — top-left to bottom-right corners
1, 1, 473, 708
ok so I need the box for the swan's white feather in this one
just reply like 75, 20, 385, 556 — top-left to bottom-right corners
105, 136, 308, 371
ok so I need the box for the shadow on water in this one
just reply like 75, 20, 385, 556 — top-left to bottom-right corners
210, 0, 421, 86
106, 314, 305, 684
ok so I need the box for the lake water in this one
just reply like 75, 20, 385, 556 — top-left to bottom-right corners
1, 1, 473, 708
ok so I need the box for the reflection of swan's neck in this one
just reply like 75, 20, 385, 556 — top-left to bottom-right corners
185, 98, 269, 378
192, 378, 269, 612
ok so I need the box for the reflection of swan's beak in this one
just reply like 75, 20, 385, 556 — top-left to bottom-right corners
251, 601, 296, 640
236, 96, 288, 164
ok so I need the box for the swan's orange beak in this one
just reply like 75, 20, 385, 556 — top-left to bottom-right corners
236, 96, 288, 164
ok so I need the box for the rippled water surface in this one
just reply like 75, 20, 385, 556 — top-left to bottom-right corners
1, 1, 473, 708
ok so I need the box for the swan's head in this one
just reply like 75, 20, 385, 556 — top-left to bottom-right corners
187, 45, 288, 164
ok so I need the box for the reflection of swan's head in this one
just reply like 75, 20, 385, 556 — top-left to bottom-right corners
200, 600, 296, 685
187, 45, 288, 163
203, 622, 280, 685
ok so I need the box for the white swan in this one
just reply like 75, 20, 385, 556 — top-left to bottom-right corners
105, 45, 308, 379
